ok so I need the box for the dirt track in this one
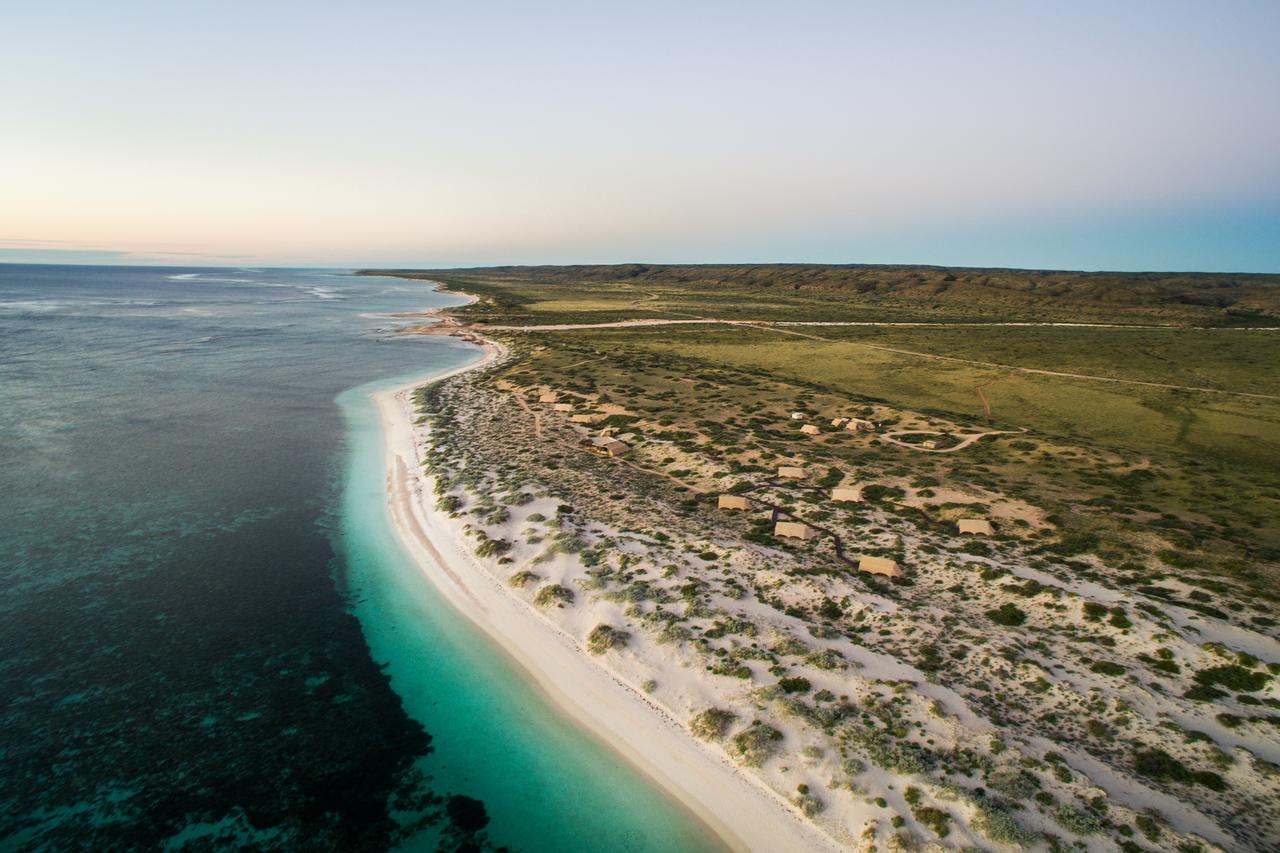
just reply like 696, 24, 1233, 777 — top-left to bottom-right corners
881, 429, 1024, 453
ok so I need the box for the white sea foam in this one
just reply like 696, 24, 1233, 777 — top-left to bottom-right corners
0, 298, 159, 313
0, 300, 65, 313
299, 286, 343, 300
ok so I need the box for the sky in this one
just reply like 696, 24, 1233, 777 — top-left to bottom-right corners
2, 1, 1279, 272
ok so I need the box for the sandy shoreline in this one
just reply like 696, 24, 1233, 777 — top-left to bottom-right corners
372, 338, 844, 853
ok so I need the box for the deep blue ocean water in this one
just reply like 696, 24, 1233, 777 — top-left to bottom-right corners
0, 265, 714, 852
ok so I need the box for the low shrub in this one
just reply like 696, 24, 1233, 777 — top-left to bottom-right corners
732, 720, 783, 767
533, 583, 575, 608
1132, 748, 1226, 791
806, 648, 846, 670
987, 603, 1027, 626
586, 624, 629, 655
792, 783, 825, 817
1194, 664, 1270, 693
474, 536, 512, 559
1090, 660, 1127, 677
1053, 804, 1103, 835
689, 708, 737, 741
972, 800, 1035, 846
778, 676, 811, 694
913, 805, 951, 838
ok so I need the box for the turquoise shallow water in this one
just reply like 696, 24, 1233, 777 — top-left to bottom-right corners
336, 372, 718, 853
0, 263, 715, 851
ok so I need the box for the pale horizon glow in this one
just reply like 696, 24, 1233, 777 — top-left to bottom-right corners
3, 1, 1279, 272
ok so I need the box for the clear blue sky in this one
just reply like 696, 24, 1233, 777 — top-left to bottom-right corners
3, 1, 1278, 271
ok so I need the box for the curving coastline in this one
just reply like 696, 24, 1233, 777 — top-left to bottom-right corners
373, 335, 845, 853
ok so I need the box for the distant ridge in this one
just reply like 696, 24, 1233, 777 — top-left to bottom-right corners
363, 263, 1280, 326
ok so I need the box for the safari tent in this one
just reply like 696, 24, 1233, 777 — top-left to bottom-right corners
859, 555, 901, 577
587, 437, 630, 457
958, 518, 994, 535
774, 521, 816, 540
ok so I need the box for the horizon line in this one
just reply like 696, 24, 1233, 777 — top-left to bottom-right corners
3, 258, 1279, 277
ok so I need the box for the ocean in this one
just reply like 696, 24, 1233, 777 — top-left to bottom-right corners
0, 265, 714, 852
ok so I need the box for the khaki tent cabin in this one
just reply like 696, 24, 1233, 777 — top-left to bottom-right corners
538, 391, 558, 403
800, 424, 821, 435
922, 440, 939, 450
790, 412, 805, 420
958, 518, 994, 535
831, 487, 863, 503
831, 417, 850, 427
845, 418, 874, 432
587, 438, 630, 457
858, 555, 901, 578
553, 403, 574, 412
777, 465, 807, 479
718, 495, 751, 511
774, 521, 816, 540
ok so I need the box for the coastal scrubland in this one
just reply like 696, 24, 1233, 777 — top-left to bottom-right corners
371, 264, 1280, 852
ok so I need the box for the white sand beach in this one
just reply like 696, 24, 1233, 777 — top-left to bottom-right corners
374, 340, 847, 853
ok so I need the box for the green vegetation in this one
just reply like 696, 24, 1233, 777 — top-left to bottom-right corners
1132, 748, 1226, 791
732, 720, 784, 767
689, 708, 737, 741
792, 783, 824, 817
405, 263, 1280, 599
1052, 804, 1103, 835
1194, 664, 1271, 692
972, 798, 1035, 846
533, 583, 575, 608
395, 264, 1280, 851
913, 805, 952, 838
473, 534, 512, 558
585, 624, 629, 655
457, 307, 1278, 604
987, 603, 1028, 626
1090, 660, 1128, 677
